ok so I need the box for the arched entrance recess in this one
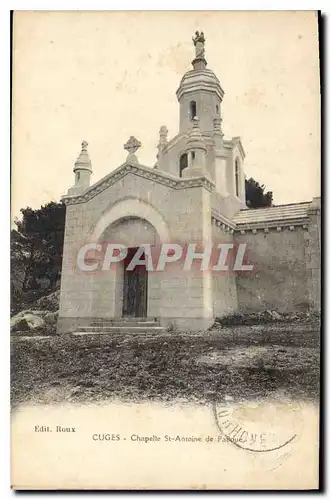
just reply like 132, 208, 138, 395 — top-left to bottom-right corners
90, 197, 170, 243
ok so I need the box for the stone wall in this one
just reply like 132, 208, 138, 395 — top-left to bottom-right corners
235, 226, 311, 313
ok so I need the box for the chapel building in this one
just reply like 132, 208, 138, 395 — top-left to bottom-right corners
58, 33, 321, 333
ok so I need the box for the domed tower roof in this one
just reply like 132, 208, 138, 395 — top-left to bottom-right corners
176, 67, 224, 101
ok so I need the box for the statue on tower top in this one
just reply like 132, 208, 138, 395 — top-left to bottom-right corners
192, 31, 206, 59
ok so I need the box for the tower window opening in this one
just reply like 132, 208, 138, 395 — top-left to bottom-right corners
77, 172, 80, 182
190, 101, 197, 120
216, 104, 219, 114
235, 158, 240, 197
191, 151, 196, 161
179, 153, 188, 177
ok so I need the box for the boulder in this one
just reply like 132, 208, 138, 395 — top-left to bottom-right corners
265, 310, 283, 321
11, 318, 30, 332
11, 311, 45, 333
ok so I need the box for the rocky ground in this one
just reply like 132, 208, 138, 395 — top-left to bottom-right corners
11, 317, 320, 408
10, 290, 320, 407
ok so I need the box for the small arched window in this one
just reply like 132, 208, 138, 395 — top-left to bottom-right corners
179, 153, 188, 177
235, 158, 240, 197
216, 104, 219, 114
190, 101, 197, 120
191, 151, 195, 162
76, 171, 81, 182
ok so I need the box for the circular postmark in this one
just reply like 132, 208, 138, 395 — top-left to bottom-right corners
212, 400, 304, 454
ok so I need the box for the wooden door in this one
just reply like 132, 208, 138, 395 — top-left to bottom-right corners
122, 248, 148, 317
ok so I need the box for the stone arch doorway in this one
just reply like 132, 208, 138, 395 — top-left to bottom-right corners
96, 216, 160, 319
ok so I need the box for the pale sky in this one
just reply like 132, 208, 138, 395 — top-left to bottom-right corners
12, 11, 320, 219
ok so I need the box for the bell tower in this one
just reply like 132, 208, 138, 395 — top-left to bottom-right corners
176, 31, 224, 134
154, 32, 246, 213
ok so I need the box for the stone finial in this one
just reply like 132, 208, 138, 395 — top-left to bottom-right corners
155, 125, 168, 168
158, 125, 168, 148
186, 116, 206, 152
213, 117, 224, 138
159, 125, 168, 141
124, 136, 141, 163
74, 140, 92, 172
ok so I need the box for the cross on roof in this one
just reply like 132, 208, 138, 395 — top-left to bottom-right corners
124, 136, 141, 154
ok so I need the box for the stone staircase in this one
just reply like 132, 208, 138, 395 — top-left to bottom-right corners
72, 317, 165, 335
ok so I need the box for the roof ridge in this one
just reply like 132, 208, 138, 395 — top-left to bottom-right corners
238, 201, 312, 212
